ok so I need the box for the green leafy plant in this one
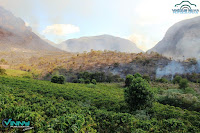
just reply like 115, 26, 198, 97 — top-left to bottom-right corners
173, 76, 182, 84
179, 78, 188, 89
124, 77, 154, 111
134, 73, 142, 78
125, 74, 134, 87
91, 79, 97, 85
51, 75, 65, 84
0, 67, 6, 75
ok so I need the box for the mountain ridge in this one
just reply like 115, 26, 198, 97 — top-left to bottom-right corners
148, 16, 200, 60
58, 34, 143, 53
0, 6, 61, 52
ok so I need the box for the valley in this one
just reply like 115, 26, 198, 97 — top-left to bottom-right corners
0, 4, 199, 133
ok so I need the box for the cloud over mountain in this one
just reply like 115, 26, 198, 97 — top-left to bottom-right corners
42, 24, 80, 36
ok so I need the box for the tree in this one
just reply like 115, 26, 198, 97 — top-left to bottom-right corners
179, 78, 188, 89
125, 74, 134, 87
124, 77, 154, 111
173, 76, 182, 84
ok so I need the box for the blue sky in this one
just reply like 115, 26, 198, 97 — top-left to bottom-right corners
0, 0, 199, 51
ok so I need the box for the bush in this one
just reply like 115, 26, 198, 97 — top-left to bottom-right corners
72, 79, 79, 83
158, 92, 200, 111
51, 75, 58, 83
156, 78, 168, 83
173, 76, 182, 84
57, 75, 65, 84
0, 67, 6, 75
142, 74, 150, 82
85, 79, 90, 84
125, 74, 134, 87
51, 75, 65, 84
78, 78, 85, 83
134, 73, 142, 78
91, 79, 97, 85
124, 77, 154, 111
179, 79, 188, 89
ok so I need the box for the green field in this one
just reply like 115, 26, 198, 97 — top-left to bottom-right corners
0, 76, 200, 132
5, 69, 33, 78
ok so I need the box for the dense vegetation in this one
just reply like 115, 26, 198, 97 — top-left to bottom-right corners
0, 74, 200, 132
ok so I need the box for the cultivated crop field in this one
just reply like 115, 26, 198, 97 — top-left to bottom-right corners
0, 75, 200, 132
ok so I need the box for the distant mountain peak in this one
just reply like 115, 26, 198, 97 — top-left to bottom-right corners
58, 34, 143, 53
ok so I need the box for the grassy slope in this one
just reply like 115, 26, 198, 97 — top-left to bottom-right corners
5, 69, 32, 77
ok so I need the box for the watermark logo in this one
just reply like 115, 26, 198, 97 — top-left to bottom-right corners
172, 1, 199, 14
2, 118, 34, 131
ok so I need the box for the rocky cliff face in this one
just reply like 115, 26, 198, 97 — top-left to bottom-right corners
58, 35, 143, 53
148, 16, 200, 60
0, 6, 61, 52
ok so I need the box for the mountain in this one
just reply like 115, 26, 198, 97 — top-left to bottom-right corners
148, 16, 200, 60
0, 6, 61, 52
58, 35, 143, 53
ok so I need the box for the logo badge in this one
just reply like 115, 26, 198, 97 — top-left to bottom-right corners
172, 1, 199, 14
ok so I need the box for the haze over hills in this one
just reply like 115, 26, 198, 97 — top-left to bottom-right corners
58, 35, 143, 53
148, 16, 200, 60
0, 6, 61, 52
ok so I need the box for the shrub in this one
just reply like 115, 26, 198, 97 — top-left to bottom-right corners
142, 74, 150, 82
134, 73, 142, 78
158, 92, 200, 111
78, 78, 85, 83
179, 79, 188, 89
85, 79, 90, 84
114, 62, 119, 67
173, 76, 182, 84
91, 79, 97, 85
124, 77, 154, 111
72, 79, 79, 83
57, 75, 65, 84
0, 67, 6, 75
125, 74, 134, 87
51, 75, 65, 84
184, 87, 197, 95
51, 75, 58, 83
156, 78, 168, 83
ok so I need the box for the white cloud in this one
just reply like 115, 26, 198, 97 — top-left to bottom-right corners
128, 34, 158, 52
42, 24, 80, 36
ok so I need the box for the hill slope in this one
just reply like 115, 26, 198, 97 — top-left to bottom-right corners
0, 6, 61, 52
148, 16, 200, 59
58, 35, 143, 53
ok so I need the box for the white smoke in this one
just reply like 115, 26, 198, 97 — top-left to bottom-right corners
156, 60, 200, 80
